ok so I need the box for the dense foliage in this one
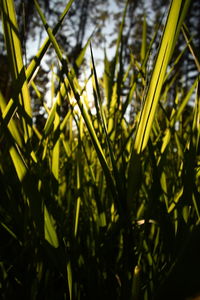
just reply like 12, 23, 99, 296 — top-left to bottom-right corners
0, 0, 200, 299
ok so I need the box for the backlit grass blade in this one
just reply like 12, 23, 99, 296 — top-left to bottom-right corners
134, 0, 191, 154
194, 77, 200, 149
50, 71, 61, 185
9, 145, 27, 182
176, 78, 198, 121
74, 151, 81, 238
131, 265, 141, 300
75, 36, 92, 68
67, 261, 73, 300
107, 82, 117, 137
0, 91, 23, 147
0, 0, 32, 141
44, 206, 59, 248
52, 138, 60, 181
140, 14, 147, 62
181, 23, 200, 72
160, 92, 179, 155
103, 51, 115, 105
168, 187, 183, 213
43, 100, 57, 137
192, 193, 200, 224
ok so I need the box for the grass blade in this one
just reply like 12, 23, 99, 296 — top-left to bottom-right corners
1, 0, 32, 141
181, 23, 200, 72
134, 0, 191, 153
44, 206, 59, 248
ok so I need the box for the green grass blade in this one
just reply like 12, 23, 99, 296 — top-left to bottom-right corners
1, 0, 32, 141
51, 73, 61, 184
67, 261, 73, 300
43, 100, 57, 137
44, 206, 59, 248
181, 23, 200, 72
168, 187, 183, 213
0, 91, 23, 147
9, 146, 27, 182
74, 152, 81, 238
134, 0, 191, 153
141, 14, 147, 62
52, 139, 60, 181
176, 78, 198, 121
194, 77, 200, 149
75, 36, 92, 68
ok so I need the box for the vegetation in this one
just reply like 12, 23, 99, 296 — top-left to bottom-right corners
0, 0, 199, 299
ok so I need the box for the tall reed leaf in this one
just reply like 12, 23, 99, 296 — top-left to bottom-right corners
0, 91, 22, 147
0, 0, 32, 141
181, 23, 200, 72
140, 14, 147, 62
44, 206, 59, 248
134, 0, 191, 153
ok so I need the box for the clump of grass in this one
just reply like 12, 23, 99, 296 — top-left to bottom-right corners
0, 0, 199, 299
